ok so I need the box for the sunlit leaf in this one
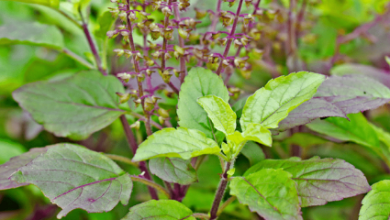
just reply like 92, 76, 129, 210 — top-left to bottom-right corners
198, 95, 236, 136
122, 200, 196, 220
177, 67, 229, 142
0, 147, 47, 190
13, 71, 128, 140
370, 123, 390, 151
133, 127, 220, 161
241, 71, 325, 130
242, 123, 272, 147
279, 74, 390, 131
307, 113, 380, 148
230, 169, 302, 220
149, 157, 197, 185
359, 180, 390, 220
245, 157, 371, 207
10, 143, 132, 218
0, 22, 64, 49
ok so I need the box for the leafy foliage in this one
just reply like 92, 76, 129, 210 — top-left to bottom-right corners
197, 95, 236, 136
359, 180, 390, 220
307, 113, 381, 148
122, 200, 196, 220
0, 147, 47, 190
133, 127, 220, 161
245, 157, 371, 207
0, 22, 64, 49
230, 169, 302, 220
10, 143, 133, 218
13, 71, 128, 140
149, 157, 197, 185
0, 0, 389, 219
177, 68, 229, 142
240, 71, 325, 130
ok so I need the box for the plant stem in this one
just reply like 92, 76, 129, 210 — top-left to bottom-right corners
129, 112, 163, 129
79, 11, 108, 76
192, 213, 210, 219
119, 115, 159, 200
125, 0, 154, 137
160, 0, 173, 72
173, 3, 187, 84
62, 48, 95, 69
217, 196, 236, 216
120, 115, 138, 154
210, 161, 231, 220
54, 9, 82, 29
131, 176, 170, 198
287, 0, 297, 57
210, 0, 222, 32
215, 0, 244, 75
105, 154, 139, 167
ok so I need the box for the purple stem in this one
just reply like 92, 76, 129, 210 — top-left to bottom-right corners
173, 3, 187, 84
80, 13, 107, 76
209, 161, 231, 220
120, 115, 158, 200
215, 0, 245, 75
210, 0, 222, 32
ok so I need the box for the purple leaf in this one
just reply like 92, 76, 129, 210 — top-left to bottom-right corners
315, 75, 390, 113
9, 143, 132, 219
0, 147, 47, 190
331, 63, 390, 88
245, 157, 371, 207
279, 75, 390, 130
278, 98, 347, 131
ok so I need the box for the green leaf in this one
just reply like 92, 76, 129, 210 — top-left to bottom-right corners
241, 71, 325, 130
282, 133, 328, 148
96, 11, 115, 38
246, 157, 371, 207
306, 113, 380, 148
149, 157, 197, 185
242, 123, 272, 147
2, 0, 59, 8
240, 141, 265, 165
230, 169, 302, 220
0, 22, 64, 49
133, 127, 220, 161
10, 143, 132, 218
370, 123, 390, 151
197, 95, 236, 136
359, 180, 390, 220
13, 71, 128, 140
177, 67, 229, 142
122, 200, 196, 220
0, 147, 48, 190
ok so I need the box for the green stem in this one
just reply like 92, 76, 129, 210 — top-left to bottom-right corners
217, 196, 236, 216
54, 8, 82, 29
62, 48, 95, 69
130, 176, 170, 199
192, 213, 210, 219
105, 154, 139, 168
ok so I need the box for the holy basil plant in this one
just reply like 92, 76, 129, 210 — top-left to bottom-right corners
1, 67, 389, 220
